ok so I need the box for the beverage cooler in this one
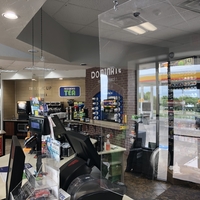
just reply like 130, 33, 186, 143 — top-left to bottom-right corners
66, 100, 88, 121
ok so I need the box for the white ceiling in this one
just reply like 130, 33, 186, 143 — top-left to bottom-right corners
0, 0, 200, 74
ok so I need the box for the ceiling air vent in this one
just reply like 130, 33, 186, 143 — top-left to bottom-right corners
101, 12, 145, 29
178, 0, 200, 14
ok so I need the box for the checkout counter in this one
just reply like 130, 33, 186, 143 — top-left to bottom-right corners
0, 139, 129, 200
0, 114, 129, 200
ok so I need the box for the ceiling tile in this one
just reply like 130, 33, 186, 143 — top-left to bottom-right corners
0, 59, 14, 67
106, 29, 139, 43
43, 0, 65, 17
53, 4, 101, 25
77, 26, 99, 37
179, 10, 200, 21
173, 17, 200, 32
153, 14, 185, 27
169, 33, 200, 45
155, 40, 182, 48
133, 37, 165, 46
141, 2, 185, 23
88, 20, 98, 28
67, 0, 128, 12
10, 61, 32, 68
147, 28, 187, 40
47, 63, 91, 70
58, 21, 85, 32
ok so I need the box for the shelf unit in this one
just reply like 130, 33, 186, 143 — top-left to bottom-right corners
45, 102, 64, 115
98, 144, 126, 182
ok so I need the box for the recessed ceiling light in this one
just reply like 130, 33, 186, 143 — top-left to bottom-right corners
59, 78, 63, 80
2, 11, 18, 19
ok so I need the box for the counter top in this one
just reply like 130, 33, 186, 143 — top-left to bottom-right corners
65, 120, 128, 130
98, 143, 126, 155
3, 119, 29, 122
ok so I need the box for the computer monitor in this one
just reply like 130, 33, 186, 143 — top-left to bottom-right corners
6, 135, 25, 200
60, 130, 103, 191
65, 131, 101, 170
50, 114, 69, 143
28, 116, 50, 172
49, 115, 101, 169
29, 116, 50, 136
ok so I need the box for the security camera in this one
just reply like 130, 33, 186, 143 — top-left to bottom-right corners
133, 12, 140, 17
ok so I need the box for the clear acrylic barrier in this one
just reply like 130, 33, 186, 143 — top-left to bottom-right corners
98, 0, 171, 186
11, 137, 60, 200
10, 154, 59, 200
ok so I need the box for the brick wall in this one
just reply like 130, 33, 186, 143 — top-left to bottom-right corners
85, 67, 137, 151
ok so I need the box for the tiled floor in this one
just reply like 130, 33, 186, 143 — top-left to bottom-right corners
4, 138, 200, 200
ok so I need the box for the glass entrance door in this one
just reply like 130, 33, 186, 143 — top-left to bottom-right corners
138, 62, 169, 181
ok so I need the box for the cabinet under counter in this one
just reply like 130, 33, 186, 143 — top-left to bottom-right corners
3, 119, 28, 138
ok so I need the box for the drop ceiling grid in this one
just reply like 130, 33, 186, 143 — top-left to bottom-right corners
67, 0, 128, 12
0, 59, 15, 67
152, 13, 187, 27
77, 26, 99, 37
132, 37, 165, 45
42, 0, 66, 17
53, 4, 102, 26
172, 16, 200, 33
179, 10, 200, 21
169, 0, 186, 5
155, 40, 182, 48
58, 21, 85, 32
140, 2, 182, 22
145, 28, 187, 40
166, 33, 195, 43
105, 29, 142, 43
9, 60, 32, 68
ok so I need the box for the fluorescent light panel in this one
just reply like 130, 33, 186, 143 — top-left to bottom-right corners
0, 69, 17, 73
125, 22, 157, 35
125, 26, 146, 35
25, 67, 54, 71
140, 22, 157, 31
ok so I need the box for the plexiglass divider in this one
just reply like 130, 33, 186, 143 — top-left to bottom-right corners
10, 137, 60, 200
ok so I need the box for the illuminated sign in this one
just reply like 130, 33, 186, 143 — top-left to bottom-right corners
59, 86, 80, 97
91, 67, 122, 79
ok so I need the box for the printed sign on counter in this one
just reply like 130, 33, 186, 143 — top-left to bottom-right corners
59, 86, 80, 97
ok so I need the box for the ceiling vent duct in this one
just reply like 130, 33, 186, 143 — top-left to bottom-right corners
178, 0, 200, 14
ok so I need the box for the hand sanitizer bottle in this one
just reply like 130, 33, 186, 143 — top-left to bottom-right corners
106, 134, 111, 151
